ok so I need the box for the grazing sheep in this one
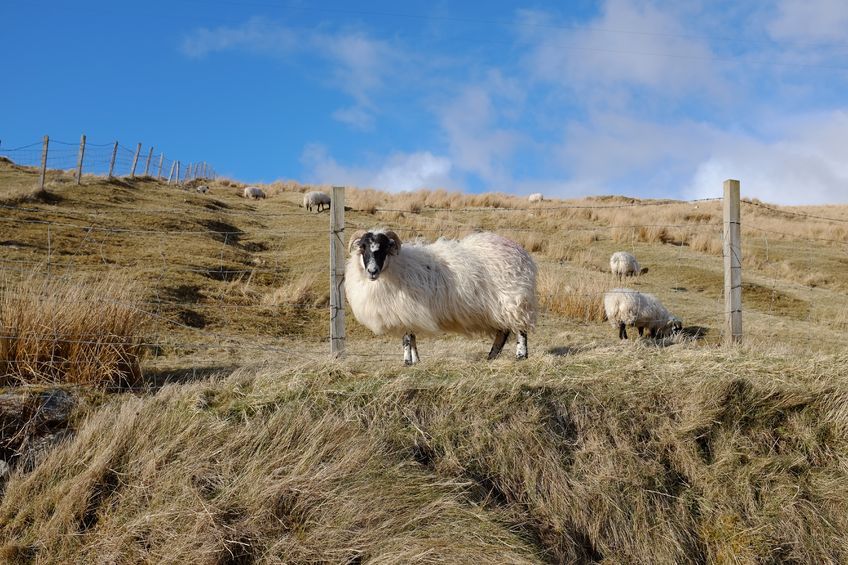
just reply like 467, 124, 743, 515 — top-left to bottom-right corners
609, 251, 644, 281
528, 193, 544, 203
345, 229, 538, 364
243, 186, 266, 200
196, 185, 209, 194
303, 191, 331, 212
604, 288, 682, 340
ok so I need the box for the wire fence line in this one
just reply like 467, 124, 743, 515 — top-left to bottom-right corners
3, 178, 847, 386
0, 134, 218, 189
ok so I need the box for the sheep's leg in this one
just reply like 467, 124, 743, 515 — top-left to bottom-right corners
487, 330, 511, 360
516, 331, 528, 359
403, 334, 418, 365
618, 322, 628, 339
638, 326, 644, 337
410, 334, 420, 364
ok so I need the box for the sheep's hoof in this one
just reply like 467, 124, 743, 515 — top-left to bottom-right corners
516, 354, 528, 360
404, 359, 413, 366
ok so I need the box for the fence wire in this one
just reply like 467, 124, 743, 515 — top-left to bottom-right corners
0, 172, 845, 390
0, 136, 217, 181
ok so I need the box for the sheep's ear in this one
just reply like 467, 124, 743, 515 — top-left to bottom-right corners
349, 230, 367, 254
385, 231, 402, 255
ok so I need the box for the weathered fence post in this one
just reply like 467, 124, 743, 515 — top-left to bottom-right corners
39, 135, 49, 190
167, 161, 176, 184
176, 161, 181, 185
723, 179, 742, 345
130, 142, 142, 178
144, 146, 154, 176
157, 154, 164, 180
330, 185, 346, 356
76, 134, 86, 185
108, 141, 118, 179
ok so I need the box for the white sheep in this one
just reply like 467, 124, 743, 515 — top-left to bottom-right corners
303, 191, 331, 212
196, 185, 209, 194
528, 193, 544, 203
604, 288, 682, 340
345, 229, 538, 364
609, 251, 644, 281
243, 186, 266, 200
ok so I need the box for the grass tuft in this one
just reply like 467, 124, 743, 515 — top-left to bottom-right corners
0, 272, 148, 387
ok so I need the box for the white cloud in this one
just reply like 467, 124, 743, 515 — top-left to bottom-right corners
181, 19, 395, 130
685, 111, 848, 205
301, 144, 454, 192
437, 82, 522, 184
180, 17, 297, 58
519, 1, 720, 96
768, 0, 848, 43
332, 106, 375, 130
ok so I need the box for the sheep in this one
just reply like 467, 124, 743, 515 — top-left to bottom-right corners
303, 191, 331, 212
609, 251, 645, 281
243, 186, 266, 200
345, 228, 538, 365
604, 288, 682, 340
196, 185, 209, 194
528, 193, 544, 203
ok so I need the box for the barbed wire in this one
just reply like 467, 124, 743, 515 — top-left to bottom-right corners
347, 197, 721, 214
745, 225, 848, 245
742, 199, 848, 224
0, 216, 326, 235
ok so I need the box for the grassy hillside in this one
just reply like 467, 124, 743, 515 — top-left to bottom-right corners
2, 352, 847, 563
1, 159, 847, 562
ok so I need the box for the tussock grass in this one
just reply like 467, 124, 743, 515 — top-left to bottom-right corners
538, 267, 608, 322
0, 273, 148, 387
2, 350, 847, 563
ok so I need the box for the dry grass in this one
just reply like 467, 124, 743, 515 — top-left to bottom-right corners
2, 351, 847, 563
0, 272, 148, 387
261, 272, 329, 308
538, 267, 607, 322
1, 159, 848, 561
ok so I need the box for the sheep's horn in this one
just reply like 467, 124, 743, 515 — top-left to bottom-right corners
384, 230, 402, 255
349, 230, 367, 254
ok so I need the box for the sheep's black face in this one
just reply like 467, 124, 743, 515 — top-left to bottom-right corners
358, 232, 396, 281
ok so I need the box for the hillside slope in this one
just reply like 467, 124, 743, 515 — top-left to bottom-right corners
2, 351, 847, 563
1, 160, 847, 563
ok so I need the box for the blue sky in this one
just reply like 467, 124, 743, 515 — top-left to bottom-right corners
3, 0, 848, 204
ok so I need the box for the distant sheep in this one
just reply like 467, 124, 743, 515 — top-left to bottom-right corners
528, 193, 544, 203
604, 288, 682, 340
303, 191, 331, 212
243, 186, 266, 200
609, 251, 645, 281
345, 229, 538, 365
196, 185, 209, 194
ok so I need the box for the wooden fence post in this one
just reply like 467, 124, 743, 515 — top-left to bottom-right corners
130, 142, 142, 178
108, 141, 118, 179
176, 161, 181, 185
167, 161, 176, 184
723, 179, 742, 345
75, 134, 86, 185
39, 135, 49, 190
329, 185, 346, 356
144, 146, 154, 176
157, 153, 164, 179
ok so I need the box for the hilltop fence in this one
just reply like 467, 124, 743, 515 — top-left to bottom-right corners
0, 135, 217, 188
1, 164, 847, 385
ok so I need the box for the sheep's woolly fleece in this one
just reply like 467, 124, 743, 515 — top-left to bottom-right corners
303, 191, 331, 210
610, 251, 640, 278
604, 288, 677, 334
345, 230, 537, 338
